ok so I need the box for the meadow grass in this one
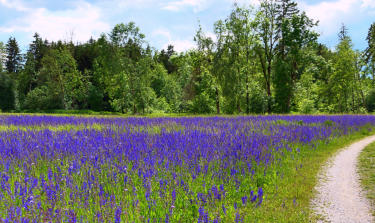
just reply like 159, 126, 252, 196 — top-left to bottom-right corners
358, 140, 375, 216
0, 115, 374, 222
241, 126, 375, 222
2, 110, 373, 118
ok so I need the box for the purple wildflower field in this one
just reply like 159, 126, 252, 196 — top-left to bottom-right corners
0, 115, 374, 222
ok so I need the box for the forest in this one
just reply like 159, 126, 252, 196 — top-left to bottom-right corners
1, 0, 375, 114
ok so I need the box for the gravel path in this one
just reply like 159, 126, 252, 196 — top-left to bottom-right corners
311, 135, 375, 223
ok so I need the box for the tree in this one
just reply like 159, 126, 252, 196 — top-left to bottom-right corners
329, 26, 362, 113
193, 23, 219, 114
223, 5, 259, 114
365, 23, 375, 87
34, 48, 87, 109
255, 0, 279, 113
293, 48, 325, 113
338, 23, 349, 41
0, 73, 15, 110
366, 89, 375, 112
170, 53, 195, 112
158, 45, 178, 74
5, 37, 22, 74
95, 22, 156, 114
0, 42, 6, 72
74, 37, 101, 73
18, 33, 49, 107
273, 0, 317, 113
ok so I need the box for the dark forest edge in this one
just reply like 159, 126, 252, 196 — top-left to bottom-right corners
1, 0, 375, 115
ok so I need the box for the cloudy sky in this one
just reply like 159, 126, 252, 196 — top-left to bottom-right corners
0, 0, 374, 52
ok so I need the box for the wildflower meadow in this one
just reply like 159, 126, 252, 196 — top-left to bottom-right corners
0, 115, 374, 222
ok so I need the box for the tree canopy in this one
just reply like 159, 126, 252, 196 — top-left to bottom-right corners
0, 1, 374, 114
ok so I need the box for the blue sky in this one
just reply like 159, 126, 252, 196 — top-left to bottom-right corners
0, 0, 374, 52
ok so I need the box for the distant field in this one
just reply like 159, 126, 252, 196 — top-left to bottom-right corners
0, 115, 374, 222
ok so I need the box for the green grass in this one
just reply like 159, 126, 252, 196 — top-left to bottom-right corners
1, 113, 374, 222
358, 141, 375, 216
2, 110, 372, 118
249, 127, 375, 222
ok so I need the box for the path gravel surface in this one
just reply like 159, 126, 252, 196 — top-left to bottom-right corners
311, 135, 375, 223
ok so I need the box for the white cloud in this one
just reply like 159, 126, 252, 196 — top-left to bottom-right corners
230, 0, 260, 7
298, 0, 365, 36
0, 0, 29, 11
205, 31, 217, 43
162, 0, 213, 12
167, 39, 196, 52
362, 0, 375, 8
152, 28, 195, 52
0, 1, 110, 43
152, 28, 172, 40
101, 0, 160, 10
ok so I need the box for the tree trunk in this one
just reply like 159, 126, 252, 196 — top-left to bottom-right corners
246, 74, 250, 114
246, 48, 250, 115
356, 71, 366, 110
215, 86, 220, 114
237, 97, 241, 114
267, 61, 272, 113
351, 82, 356, 113
344, 90, 348, 112
237, 66, 241, 114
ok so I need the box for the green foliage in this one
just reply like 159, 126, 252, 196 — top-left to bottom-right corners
23, 86, 53, 110
272, 0, 318, 113
0, 73, 15, 110
5, 37, 22, 74
297, 99, 316, 114
293, 55, 320, 114
329, 33, 363, 113
38, 48, 88, 110
365, 23, 375, 65
0, 42, 6, 73
94, 23, 159, 114
191, 91, 215, 114
0, 3, 373, 115
161, 74, 182, 112
248, 91, 268, 114
358, 141, 375, 216
274, 58, 293, 113
323, 120, 334, 127
158, 45, 177, 74
87, 84, 105, 111
366, 89, 375, 112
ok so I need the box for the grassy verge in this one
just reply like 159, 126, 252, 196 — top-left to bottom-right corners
358, 141, 375, 216
2, 110, 372, 118
251, 127, 375, 222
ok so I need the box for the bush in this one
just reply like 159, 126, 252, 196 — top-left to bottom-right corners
0, 73, 16, 111
191, 92, 215, 114
154, 97, 171, 113
248, 93, 268, 114
297, 98, 316, 114
23, 86, 54, 110
366, 89, 375, 113
87, 85, 105, 111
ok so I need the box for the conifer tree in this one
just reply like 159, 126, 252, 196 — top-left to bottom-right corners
5, 37, 22, 74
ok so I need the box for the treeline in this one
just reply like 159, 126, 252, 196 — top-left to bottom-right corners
1, 0, 375, 114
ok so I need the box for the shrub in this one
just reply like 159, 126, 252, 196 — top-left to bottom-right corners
23, 86, 54, 110
0, 73, 15, 111
297, 98, 316, 114
366, 89, 375, 113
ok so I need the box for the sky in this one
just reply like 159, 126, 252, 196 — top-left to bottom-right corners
0, 0, 374, 53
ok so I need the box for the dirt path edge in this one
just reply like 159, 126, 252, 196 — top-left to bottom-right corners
311, 135, 375, 223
